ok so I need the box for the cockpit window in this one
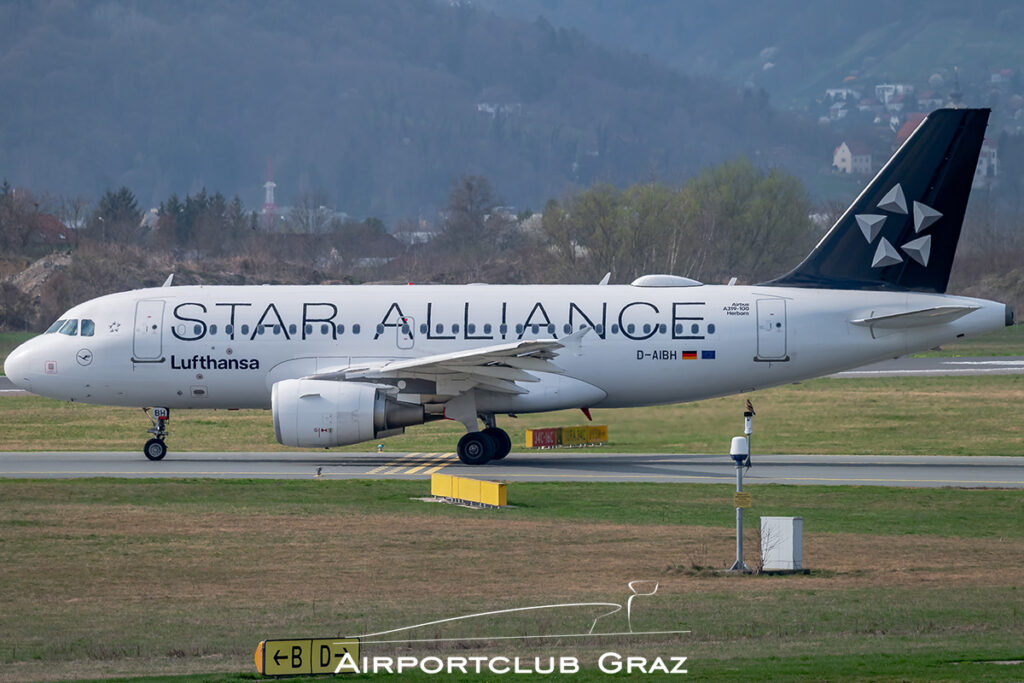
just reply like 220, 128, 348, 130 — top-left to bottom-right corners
58, 319, 78, 336
80, 319, 95, 337
46, 319, 67, 334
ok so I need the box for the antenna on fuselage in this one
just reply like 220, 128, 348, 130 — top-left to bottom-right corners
162, 274, 174, 287
598, 272, 611, 285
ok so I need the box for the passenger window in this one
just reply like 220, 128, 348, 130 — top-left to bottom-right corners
595, 324, 604, 335
531, 325, 540, 334
547, 324, 555, 334
611, 324, 619, 334
209, 324, 218, 335
484, 323, 492, 334
420, 323, 427, 334
241, 324, 250, 335
627, 324, 635, 334
80, 319, 95, 336
46, 319, 66, 334
194, 324, 202, 336
337, 324, 346, 334
643, 324, 651, 334
288, 324, 297, 335
467, 323, 476, 334
708, 323, 716, 334
226, 324, 234, 335
452, 324, 460, 333
318, 324, 327, 335
691, 324, 699, 334
436, 324, 444, 334
659, 324, 666, 334
273, 325, 281, 335
352, 324, 361, 334
499, 324, 507, 335
563, 324, 571, 334
59, 319, 78, 336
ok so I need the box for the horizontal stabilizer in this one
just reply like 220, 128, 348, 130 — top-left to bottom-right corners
849, 305, 980, 329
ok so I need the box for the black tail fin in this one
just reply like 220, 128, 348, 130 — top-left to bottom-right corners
765, 108, 989, 293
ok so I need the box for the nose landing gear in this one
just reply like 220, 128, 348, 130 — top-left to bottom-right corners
142, 407, 170, 460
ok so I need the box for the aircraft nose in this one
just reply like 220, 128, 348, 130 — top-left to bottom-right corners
4, 341, 34, 392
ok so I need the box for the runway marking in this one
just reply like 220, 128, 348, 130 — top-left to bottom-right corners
405, 453, 455, 475
366, 452, 422, 475
835, 368, 1024, 377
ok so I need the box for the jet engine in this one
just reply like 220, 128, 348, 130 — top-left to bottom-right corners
272, 379, 425, 448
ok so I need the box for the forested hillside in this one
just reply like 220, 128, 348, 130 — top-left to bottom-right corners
0, 0, 826, 219
485, 0, 1024, 107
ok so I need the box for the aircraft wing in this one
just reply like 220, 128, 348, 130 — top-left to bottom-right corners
305, 328, 588, 396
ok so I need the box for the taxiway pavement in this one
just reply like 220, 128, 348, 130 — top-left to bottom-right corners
1, 451, 1021, 488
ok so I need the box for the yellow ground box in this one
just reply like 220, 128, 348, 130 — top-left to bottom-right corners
431, 473, 507, 507
430, 473, 453, 498
479, 480, 507, 507
456, 476, 481, 502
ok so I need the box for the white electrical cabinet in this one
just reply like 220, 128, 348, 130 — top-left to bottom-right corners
760, 516, 803, 570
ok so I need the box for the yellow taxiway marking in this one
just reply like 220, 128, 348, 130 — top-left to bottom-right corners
366, 452, 422, 475
404, 453, 455, 475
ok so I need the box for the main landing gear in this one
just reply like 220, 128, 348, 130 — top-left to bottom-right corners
142, 407, 170, 461
456, 415, 512, 465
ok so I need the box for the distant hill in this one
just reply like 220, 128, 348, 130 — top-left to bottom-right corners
482, 0, 1024, 109
0, 0, 828, 220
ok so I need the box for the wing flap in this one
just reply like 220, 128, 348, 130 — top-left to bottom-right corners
303, 329, 590, 397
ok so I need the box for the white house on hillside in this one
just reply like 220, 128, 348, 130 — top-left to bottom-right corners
833, 141, 873, 175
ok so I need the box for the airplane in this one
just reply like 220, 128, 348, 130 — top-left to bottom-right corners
4, 108, 1014, 464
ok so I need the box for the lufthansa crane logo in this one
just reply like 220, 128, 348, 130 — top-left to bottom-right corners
76, 349, 94, 366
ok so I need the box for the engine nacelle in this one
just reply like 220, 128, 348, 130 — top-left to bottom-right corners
272, 379, 425, 448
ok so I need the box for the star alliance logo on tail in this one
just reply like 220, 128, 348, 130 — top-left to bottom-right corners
855, 183, 942, 269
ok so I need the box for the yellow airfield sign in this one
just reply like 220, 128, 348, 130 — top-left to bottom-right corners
733, 491, 752, 508
256, 638, 360, 676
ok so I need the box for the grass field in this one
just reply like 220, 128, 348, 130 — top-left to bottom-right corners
1, 479, 1021, 682
2, 375, 1022, 455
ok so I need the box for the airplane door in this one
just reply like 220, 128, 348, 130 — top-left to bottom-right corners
133, 300, 165, 361
756, 299, 788, 361
397, 316, 415, 349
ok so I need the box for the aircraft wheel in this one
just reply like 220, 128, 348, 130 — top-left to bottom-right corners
483, 427, 511, 460
143, 438, 167, 461
457, 431, 494, 465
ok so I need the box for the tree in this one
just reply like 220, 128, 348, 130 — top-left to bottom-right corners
288, 190, 333, 234
88, 187, 141, 242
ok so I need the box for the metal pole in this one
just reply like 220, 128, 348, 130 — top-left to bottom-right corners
729, 435, 750, 572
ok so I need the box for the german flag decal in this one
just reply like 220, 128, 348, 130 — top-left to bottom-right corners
682, 351, 698, 360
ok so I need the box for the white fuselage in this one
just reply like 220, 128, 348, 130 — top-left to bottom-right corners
5, 283, 1007, 413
